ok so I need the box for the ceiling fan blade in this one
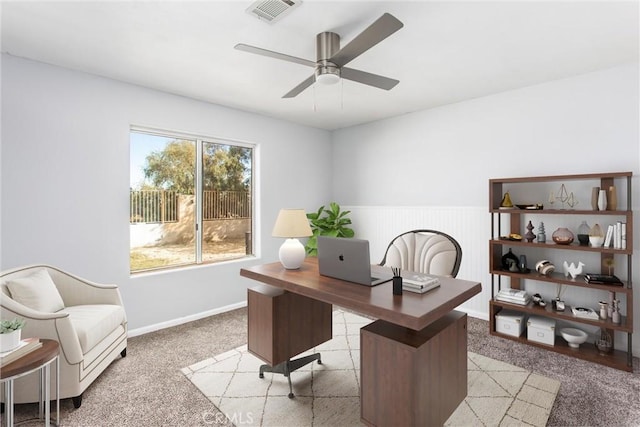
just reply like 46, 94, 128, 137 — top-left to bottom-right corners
282, 75, 316, 98
329, 13, 403, 68
340, 67, 399, 90
235, 43, 316, 68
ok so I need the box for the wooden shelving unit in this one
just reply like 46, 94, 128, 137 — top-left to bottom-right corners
488, 172, 634, 372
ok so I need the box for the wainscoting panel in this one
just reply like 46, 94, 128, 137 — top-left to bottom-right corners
345, 206, 491, 320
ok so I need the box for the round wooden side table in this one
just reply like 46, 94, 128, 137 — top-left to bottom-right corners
1, 339, 59, 427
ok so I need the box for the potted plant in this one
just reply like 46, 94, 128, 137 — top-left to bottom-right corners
0, 318, 26, 352
305, 202, 355, 256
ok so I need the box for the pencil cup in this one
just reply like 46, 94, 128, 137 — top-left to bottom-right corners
393, 276, 403, 295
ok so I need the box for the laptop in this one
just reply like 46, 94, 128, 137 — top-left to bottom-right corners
317, 236, 393, 286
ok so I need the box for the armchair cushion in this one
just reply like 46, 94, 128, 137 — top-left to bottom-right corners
5, 268, 65, 312
63, 304, 126, 354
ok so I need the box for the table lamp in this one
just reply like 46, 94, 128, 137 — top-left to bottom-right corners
272, 209, 313, 269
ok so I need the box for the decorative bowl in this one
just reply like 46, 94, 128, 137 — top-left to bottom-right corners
589, 236, 604, 247
561, 327, 588, 349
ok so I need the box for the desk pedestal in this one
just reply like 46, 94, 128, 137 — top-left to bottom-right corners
247, 284, 332, 366
361, 311, 467, 427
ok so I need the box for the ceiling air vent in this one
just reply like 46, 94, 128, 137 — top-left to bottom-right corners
246, 0, 302, 24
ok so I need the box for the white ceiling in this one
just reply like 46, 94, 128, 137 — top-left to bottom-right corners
1, 1, 638, 130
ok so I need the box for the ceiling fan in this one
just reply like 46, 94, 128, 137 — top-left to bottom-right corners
235, 13, 404, 98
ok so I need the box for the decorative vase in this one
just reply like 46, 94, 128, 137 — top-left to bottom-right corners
0, 329, 21, 353
589, 223, 604, 247
577, 221, 590, 246
591, 187, 600, 210
608, 291, 614, 318
552, 227, 574, 245
612, 300, 621, 324
597, 189, 607, 211
608, 186, 617, 211
598, 301, 608, 320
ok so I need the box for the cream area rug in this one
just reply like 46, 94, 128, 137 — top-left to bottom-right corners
182, 310, 560, 427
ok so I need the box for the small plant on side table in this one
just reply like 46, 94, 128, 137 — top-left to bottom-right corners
0, 318, 26, 352
0, 318, 25, 334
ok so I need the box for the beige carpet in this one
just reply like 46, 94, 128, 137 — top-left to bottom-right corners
182, 310, 560, 427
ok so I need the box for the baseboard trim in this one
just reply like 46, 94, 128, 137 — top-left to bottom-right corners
128, 301, 247, 337
456, 307, 489, 322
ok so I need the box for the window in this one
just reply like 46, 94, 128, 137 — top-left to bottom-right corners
129, 129, 254, 273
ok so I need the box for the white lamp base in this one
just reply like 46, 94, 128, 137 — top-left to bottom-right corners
279, 238, 306, 269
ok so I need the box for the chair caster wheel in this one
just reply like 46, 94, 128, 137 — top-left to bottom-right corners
259, 373, 264, 378
288, 392, 294, 399
317, 360, 322, 365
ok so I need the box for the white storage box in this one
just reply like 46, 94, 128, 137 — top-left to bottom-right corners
495, 310, 526, 337
527, 316, 556, 346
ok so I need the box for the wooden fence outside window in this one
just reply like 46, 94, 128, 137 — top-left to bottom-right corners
130, 190, 250, 223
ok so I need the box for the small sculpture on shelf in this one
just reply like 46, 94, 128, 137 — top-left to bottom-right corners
532, 293, 546, 307
596, 329, 613, 354
562, 261, 584, 279
603, 258, 615, 275
535, 259, 555, 276
524, 221, 535, 242
552, 284, 566, 311
537, 222, 546, 243
500, 192, 514, 208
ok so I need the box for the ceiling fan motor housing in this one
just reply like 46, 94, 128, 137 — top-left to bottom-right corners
315, 32, 341, 83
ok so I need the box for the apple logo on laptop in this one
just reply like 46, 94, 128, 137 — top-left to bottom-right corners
339, 254, 345, 261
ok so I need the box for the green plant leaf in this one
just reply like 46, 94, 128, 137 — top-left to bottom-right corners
304, 202, 355, 254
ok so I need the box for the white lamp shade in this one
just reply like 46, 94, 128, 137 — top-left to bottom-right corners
272, 209, 312, 238
272, 209, 312, 269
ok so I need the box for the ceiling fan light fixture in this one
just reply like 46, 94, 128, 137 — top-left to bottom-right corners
315, 64, 340, 85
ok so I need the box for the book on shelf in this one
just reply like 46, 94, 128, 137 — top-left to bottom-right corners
495, 288, 531, 305
571, 306, 599, 320
604, 225, 614, 248
0, 338, 42, 367
584, 273, 623, 286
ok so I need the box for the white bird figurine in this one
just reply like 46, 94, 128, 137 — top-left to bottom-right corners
563, 261, 585, 279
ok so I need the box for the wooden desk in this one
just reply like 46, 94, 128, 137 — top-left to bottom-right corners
241, 258, 482, 426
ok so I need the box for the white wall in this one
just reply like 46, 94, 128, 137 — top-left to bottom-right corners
1, 54, 333, 330
332, 63, 640, 355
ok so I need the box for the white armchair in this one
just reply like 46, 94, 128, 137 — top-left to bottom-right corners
1, 265, 127, 408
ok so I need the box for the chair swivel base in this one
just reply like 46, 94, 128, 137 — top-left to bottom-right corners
259, 352, 322, 398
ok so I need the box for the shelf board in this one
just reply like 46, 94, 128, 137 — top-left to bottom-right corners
490, 208, 631, 215
489, 270, 632, 293
489, 329, 632, 372
490, 299, 632, 332
489, 171, 632, 184
490, 239, 632, 254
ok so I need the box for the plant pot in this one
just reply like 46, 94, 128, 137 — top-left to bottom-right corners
0, 329, 22, 353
